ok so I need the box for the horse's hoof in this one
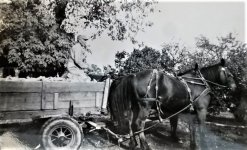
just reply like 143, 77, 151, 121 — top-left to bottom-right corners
190, 143, 198, 150
171, 135, 180, 142
129, 141, 138, 150
146, 146, 152, 150
141, 145, 152, 150
178, 139, 183, 144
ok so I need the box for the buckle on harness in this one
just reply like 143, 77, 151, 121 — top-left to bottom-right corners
189, 104, 194, 112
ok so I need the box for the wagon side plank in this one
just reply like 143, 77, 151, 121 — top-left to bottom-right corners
0, 81, 42, 92
0, 93, 41, 111
0, 81, 106, 120
0, 107, 100, 121
42, 91, 102, 110
43, 82, 105, 93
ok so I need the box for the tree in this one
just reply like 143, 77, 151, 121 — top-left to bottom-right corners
161, 34, 247, 117
103, 65, 116, 75
0, 0, 73, 77
114, 44, 188, 75
161, 43, 189, 73
195, 33, 247, 86
116, 47, 162, 74
113, 33, 247, 118
193, 33, 247, 116
114, 50, 129, 73
60, 0, 156, 42
0, 0, 157, 77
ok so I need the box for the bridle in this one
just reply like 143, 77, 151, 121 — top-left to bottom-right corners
181, 67, 230, 89
179, 67, 233, 111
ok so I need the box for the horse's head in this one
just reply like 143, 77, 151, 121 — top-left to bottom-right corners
218, 59, 236, 91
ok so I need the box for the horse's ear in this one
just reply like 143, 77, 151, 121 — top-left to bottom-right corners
194, 63, 199, 71
220, 58, 226, 66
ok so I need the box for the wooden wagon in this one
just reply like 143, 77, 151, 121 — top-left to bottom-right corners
0, 79, 111, 150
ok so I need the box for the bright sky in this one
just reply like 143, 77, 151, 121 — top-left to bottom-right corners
87, 1, 245, 68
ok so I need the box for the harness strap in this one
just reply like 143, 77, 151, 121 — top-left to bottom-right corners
144, 69, 159, 99
179, 69, 212, 111
155, 70, 159, 98
143, 69, 163, 122
180, 77, 195, 111
186, 80, 206, 86
193, 88, 211, 103
142, 69, 212, 122
205, 80, 227, 88
144, 69, 158, 98
181, 76, 203, 80
180, 78, 192, 102
198, 70, 210, 88
153, 69, 163, 122
182, 75, 227, 88
112, 70, 212, 144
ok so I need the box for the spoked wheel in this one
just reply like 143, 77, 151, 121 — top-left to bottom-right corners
41, 117, 82, 150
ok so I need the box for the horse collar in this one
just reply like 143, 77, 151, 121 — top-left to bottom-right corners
144, 69, 159, 99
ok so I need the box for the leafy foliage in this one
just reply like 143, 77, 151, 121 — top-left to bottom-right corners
103, 65, 116, 75
193, 33, 247, 114
86, 64, 102, 75
115, 50, 129, 73
115, 47, 163, 74
0, 0, 157, 77
61, 0, 156, 43
115, 44, 188, 75
0, 0, 73, 77
114, 33, 247, 114
161, 43, 190, 72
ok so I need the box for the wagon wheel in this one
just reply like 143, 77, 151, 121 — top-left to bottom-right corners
41, 117, 83, 150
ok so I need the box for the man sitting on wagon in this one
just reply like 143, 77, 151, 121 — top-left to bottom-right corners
63, 35, 91, 82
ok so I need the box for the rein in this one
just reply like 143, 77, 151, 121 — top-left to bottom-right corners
181, 76, 228, 88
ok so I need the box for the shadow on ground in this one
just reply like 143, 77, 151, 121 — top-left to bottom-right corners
0, 117, 246, 150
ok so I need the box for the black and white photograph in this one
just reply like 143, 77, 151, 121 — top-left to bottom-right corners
0, 0, 246, 149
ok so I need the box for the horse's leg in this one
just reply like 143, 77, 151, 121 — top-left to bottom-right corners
170, 115, 179, 141
135, 104, 151, 150
190, 108, 207, 150
128, 109, 137, 149
189, 116, 197, 150
196, 108, 208, 150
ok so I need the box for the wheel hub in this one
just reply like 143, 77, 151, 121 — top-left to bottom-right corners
51, 127, 73, 147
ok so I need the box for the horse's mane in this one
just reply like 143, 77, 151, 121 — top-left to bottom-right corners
200, 63, 222, 81
177, 63, 222, 80
177, 68, 195, 76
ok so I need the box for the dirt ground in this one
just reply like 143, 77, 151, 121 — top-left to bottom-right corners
0, 117, 246, 150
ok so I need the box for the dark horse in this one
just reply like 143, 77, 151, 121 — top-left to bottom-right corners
108, 59, 236, 150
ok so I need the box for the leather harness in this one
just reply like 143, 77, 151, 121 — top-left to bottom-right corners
142, 69, 212, 121
108, 68, 229, 144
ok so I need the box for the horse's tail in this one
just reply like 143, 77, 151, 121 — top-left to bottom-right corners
107, 75, 136, 133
